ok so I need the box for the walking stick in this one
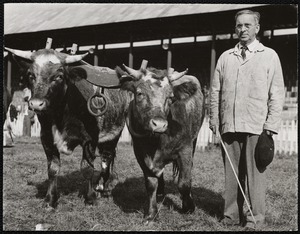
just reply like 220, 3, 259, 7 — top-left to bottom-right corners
216, 131, 257, 225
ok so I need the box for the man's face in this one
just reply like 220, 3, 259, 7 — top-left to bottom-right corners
235, 13, 260, 45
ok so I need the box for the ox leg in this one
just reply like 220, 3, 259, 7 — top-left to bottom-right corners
157, 173, 165, 198
97, 141, 119, 197
144, 175, 159, 222
43, 147, 61, 208
177, 146, 195, 214
81, 141, 98, 205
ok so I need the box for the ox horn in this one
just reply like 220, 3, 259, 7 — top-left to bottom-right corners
169, 68, 189, 82
170, 75, 200, 87
5, 47, 33, 60
122, 64, 142, 79
65, 52, 89, 64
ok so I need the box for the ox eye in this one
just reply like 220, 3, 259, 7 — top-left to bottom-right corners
54, 75, 63, 82
28, 74, 34, 80
28, 74, 35, 83
136, 91, 144, 100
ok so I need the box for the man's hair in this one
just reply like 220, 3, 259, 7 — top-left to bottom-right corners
235, 9, 260, 24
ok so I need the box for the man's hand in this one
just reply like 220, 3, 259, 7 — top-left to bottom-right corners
210, 125, 219, 136
264, 130, 274, 136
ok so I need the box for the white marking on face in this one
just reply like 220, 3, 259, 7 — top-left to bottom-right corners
96, 183, 104, 191
35, 54, 61, 67
160, 77, 169, 88
143, 74, 157, 83
102, 162, 107, 169
143, 75, 170, 91
52, 125, 72, 155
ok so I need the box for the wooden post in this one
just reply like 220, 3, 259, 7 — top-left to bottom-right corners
129, 40, 133, 68
94, 45, 98, 66
167, 38, 172, 70
45, 38, 53, 49
23, 104, 31, 137
7, 56, 12, 95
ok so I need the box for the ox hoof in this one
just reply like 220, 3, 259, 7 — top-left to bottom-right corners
43, 203, 56, 212
143, 220, 155, 226
144, 212, 158, 223
84, 198, 98, 206
85, 192, 98, 206
181, 202, 195, 214
44, 196, 58, 209
101, 190, 111, 198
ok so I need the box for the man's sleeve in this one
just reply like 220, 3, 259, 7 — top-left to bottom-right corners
209, 56, 222, 129
263, 52, 285, 134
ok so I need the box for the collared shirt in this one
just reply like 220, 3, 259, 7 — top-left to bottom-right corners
237, 39, 260, 62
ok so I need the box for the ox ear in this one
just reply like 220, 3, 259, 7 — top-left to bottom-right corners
172, 75, 201, 100
68, 67, 88, 83
11, 54, 32, 72
115, 66, 135, 92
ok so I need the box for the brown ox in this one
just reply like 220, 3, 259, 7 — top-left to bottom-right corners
5, 47, 129, 208
116, 62, 205, 222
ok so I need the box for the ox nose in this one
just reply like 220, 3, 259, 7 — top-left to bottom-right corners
149, 118, 168, 133
29, 99, 47, 111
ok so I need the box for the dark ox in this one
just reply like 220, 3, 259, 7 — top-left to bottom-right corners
5, 47, 129, 208
116, 63, 205, 222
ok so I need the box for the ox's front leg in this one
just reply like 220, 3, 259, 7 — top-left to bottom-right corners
97, 141, 119, 197
81, 141, 97, 205
41, 134, 61, 209
157, 173, 165, 198
177, 146, 195, 214
144, 174, 159, 222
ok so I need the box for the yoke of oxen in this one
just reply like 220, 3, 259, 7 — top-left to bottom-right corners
71, 64, 121, 88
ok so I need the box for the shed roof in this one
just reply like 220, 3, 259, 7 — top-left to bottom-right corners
4, 3, 267, 35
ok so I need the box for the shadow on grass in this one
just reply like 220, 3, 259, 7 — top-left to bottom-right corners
112, 176, 224, 219
29, 170, 87, 200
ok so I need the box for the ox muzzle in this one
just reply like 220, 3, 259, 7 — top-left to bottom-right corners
149, 117, 168, 133
29, 98, 48, 111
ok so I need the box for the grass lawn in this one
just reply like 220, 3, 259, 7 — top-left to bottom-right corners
3, 137, 298, 231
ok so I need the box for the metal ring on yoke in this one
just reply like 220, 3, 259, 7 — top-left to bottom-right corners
87, 92, 108, 117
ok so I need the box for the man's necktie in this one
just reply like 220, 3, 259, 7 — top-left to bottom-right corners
241, 46, 247, 60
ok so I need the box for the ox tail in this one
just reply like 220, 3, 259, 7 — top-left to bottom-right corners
172, 161, 179, 180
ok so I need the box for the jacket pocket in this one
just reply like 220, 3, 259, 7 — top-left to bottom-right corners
248, 74, 268, 100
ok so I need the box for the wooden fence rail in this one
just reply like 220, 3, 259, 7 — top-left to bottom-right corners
5, 113, 298, 155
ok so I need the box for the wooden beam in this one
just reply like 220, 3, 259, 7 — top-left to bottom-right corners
210, 33, 216, 86
7, 56, 12, 96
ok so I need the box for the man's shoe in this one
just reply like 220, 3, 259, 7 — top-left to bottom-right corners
244, 220, 264, 231
219, 217, 240, 226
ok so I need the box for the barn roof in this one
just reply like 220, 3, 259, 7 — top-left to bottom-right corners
4, 4, 297, 50
4, 3, 267, 35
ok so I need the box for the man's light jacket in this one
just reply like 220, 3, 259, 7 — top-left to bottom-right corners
209, 42, 285, 135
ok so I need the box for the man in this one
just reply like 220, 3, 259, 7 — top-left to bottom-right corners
209, 9, 284, 230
